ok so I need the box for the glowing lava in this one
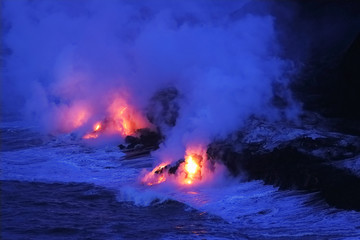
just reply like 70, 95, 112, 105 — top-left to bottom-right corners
94, 123, 101, 131
83, 122, 102, 139
82, 95, 152, 139
142, 146, 206, 186
107, 96, 151, 137
185, 156, 198, 174
142, 163, 169, 186
182, 153, 202, 185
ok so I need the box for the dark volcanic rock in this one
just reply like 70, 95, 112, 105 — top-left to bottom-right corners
209, 144, 360, 211
168, 159, 185, 174
119, 87, 180, 157
211, 2, 360, 207
118, 128, 163, 158
121, 128, 162, 149
154, 159, 185, 175
208, 119, 360, 211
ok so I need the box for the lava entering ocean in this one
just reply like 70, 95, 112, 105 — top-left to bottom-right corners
82, 122, 102, 139
183, 153, 202, 185
82, 96, 152, 139
142, 146, 208, 186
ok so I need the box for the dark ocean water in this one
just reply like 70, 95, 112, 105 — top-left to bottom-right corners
1, 119, 360, 239
1, 181, 243, 240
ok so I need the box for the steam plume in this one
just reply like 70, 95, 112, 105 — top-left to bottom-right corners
2, 0, 299, 160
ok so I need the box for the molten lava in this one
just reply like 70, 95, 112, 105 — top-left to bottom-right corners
94, 123, 101, 131
107, 96, 151, 137
83, 122, 102, 139
182, 153, 202, 185
142, 163, 169, 186
82, 96, 151, 139
142, 146, 206, 186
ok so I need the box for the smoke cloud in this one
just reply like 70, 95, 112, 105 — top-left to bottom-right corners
2, 0, 300, 160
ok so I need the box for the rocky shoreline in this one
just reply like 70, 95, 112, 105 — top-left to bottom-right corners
117, 0, 360, 211
119, 115, 360, 211
207, 117, 360, 211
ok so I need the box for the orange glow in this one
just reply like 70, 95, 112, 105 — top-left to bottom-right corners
57, 101, 91, 133
94, 122, 101, 131
185, 156, 198, 174
82, 95, 152, 139
82, 122, 102, 139
182, 152, 203, 185
142, 145, 206, 186
82, 132, 99, 139
142, 163, 169, 186
72, 110, 88, 129
107, 97, 149, 136
187, 191, 199, 195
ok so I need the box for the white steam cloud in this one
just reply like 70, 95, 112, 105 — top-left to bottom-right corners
2, 0, 300, 160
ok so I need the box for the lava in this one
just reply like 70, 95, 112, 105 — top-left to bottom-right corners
94, 123, 101, 131
142, 145, 206, 186
82, 95, 152, 139
142, 162, 170, 186
83, 122, 102, 139
183, 154, 202, 184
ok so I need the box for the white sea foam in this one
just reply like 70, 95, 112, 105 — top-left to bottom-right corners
2, 125, 360, 238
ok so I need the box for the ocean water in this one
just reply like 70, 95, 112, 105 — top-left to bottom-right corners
1, 119, 360, 240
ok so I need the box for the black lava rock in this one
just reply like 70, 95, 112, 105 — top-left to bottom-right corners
208, 132, 360, 211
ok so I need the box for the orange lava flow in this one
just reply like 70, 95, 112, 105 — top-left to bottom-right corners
142, 163, 169, 186
83, 122, 102, 139
82, 95, 151, 139
94, 123, 101, 131
182, 153, 203, 185
142, 145, 206, 186
108, 97, 150, 137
